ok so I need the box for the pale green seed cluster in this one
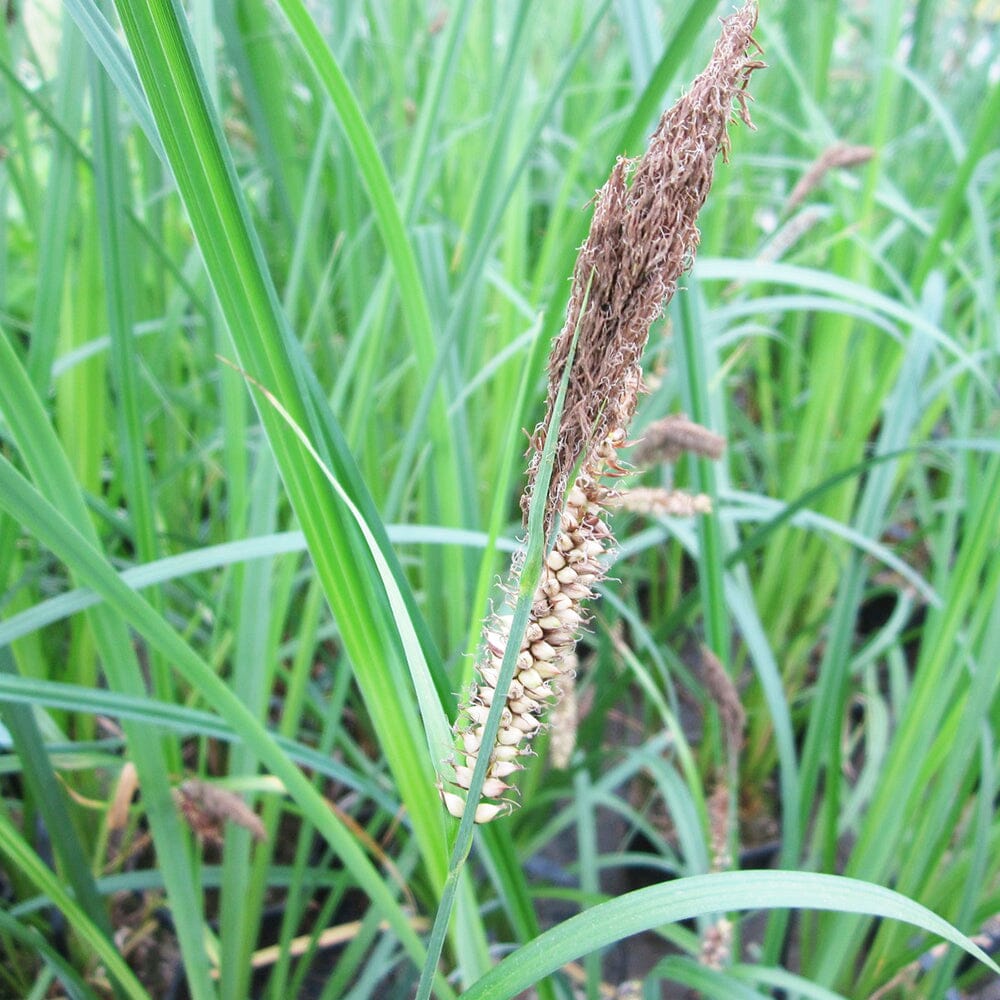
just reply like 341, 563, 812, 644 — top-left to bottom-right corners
440, 436, 622, 823
611, 486, 712, 517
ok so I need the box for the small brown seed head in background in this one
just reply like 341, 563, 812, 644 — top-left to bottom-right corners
632, 413, 726, 465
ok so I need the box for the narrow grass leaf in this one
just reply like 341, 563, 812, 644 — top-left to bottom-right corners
0, 651, 112, 940
62, 0, 163, 160
0, 907, 104, 1000
0, 672, 397, 811
0, 811, 150, 1000
0, 328, 216, 999
106, 0, 451, 886
232, 367, 453, 765
0, 455, 455, 999
460, 871, 1000, 1000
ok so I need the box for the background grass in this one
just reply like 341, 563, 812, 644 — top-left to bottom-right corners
1, 1, 999, 997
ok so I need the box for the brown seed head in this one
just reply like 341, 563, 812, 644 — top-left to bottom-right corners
526, 1, 763, 532
632, 413, 727, 464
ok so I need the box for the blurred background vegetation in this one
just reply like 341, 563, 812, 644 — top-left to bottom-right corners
1, 0, 998, 997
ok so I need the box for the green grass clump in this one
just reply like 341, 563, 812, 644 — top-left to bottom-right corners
0, 2, 998, 998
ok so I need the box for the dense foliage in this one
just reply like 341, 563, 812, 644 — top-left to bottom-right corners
1, 1, 998, 997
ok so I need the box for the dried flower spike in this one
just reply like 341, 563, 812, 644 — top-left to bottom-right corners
441, 1, 763, 822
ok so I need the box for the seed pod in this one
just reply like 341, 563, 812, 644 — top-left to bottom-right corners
516, 667, 546, 692
508, 695, 543, 715
453, 767, 509, 800
489, 760, 523, 779
496, 727, 528, 748
533, 660, 564, 681
510, 713, 541, 735
530, 640, 558, 662
440, 787, 507, 823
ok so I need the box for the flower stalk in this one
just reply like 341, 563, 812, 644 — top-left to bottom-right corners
441, 1, 764, 822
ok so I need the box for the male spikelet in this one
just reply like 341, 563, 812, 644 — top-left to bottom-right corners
440, 2, 764, 823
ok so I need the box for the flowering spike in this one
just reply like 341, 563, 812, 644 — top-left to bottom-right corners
440, 1, 762, 823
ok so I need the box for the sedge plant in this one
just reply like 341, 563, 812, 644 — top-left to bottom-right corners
1, 1, 999, 998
